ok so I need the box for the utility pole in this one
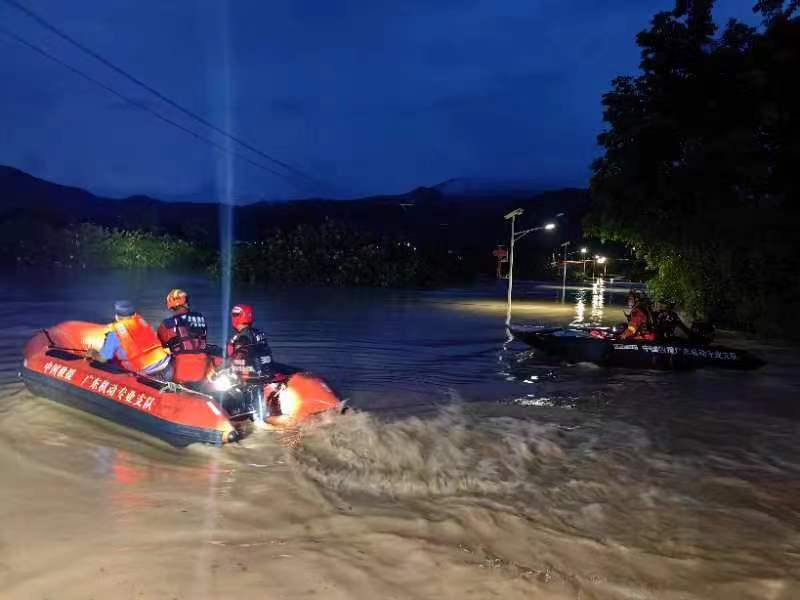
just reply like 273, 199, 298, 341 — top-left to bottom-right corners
504, 209, 523, 326
561, 241, 570, 303
503, 209, 556, 327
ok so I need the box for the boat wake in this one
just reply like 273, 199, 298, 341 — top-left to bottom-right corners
280, 402, 800, 598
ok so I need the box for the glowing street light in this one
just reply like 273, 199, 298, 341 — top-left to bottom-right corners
579, 247, 589, 275
503, 208, 557, 326
597, 256, 609, 277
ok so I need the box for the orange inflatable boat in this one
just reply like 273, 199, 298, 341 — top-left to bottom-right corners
21, 321, 344, 447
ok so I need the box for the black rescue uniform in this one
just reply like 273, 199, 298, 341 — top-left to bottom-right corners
226, 327, 273, 379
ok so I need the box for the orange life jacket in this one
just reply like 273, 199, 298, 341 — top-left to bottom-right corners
113, 314, 170, 373
172, 353, 211, 384
620, 305, 657, 341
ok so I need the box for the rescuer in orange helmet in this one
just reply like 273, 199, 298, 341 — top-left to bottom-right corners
157, 289, 211, 385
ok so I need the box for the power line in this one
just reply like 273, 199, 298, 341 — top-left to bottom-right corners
2, 0, 326, 191
0, 27, 301, 183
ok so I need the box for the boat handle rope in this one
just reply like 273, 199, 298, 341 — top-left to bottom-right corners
137, 374, 214, 400
42, 329, 89, 354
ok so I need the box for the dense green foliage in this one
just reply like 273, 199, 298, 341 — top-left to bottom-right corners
588, 1, 800, 336
0, 214, 469, 287
216, 220, 471, 288
0, 216, 469, 287
0, 219, 206, 269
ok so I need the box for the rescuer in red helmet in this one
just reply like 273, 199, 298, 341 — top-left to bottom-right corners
157, 288, 210, 385
226, 304, 273, 379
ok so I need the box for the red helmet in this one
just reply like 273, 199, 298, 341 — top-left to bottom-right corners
231, 304, 254, 329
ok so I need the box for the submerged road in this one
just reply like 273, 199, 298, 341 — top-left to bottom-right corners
1, 270, 798, 599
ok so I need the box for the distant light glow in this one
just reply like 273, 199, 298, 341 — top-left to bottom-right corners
580, 247, 588, 254
544, 223, 556, 230
597, 256, 607, 264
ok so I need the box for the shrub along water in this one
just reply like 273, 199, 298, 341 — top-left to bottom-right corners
0, 220, 206, 269
588, 1, 800, 337
0, 217, 470, 288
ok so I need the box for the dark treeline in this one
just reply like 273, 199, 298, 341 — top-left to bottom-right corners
220, 221, 471, 287
589, 0, 800, 337
0, 167, 591, 287
0, 216, 466, 286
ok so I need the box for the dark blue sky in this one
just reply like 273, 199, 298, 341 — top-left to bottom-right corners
0, 0, 756, 201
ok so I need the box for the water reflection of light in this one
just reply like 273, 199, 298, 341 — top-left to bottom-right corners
439, 287, 629, 325
443, 300, 576, 317
591, 279, 605, 323
93, 447, 150, 509
573, 290, 587, 324
93, 445, 221, 511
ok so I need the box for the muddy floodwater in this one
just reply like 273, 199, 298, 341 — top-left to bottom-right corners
1, 270, 799, 599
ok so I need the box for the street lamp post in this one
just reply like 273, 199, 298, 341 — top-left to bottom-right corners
504, 208, 523, 327
503, 208, 556, 327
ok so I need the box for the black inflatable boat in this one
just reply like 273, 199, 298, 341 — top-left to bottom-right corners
511, 327, 764, 371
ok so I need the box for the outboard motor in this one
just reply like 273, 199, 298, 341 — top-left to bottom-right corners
210, 368, 344, 426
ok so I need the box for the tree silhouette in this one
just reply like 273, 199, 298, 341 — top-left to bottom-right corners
588, 1, 799, 336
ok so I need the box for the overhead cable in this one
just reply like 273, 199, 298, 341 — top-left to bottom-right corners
0, 27, 300, 182
2, 0, 325, 190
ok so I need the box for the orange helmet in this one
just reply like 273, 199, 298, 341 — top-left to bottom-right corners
165, 288, 189, 310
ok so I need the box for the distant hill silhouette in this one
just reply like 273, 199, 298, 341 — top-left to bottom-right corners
433, 177, 546, 199
0, 166, 590, 272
